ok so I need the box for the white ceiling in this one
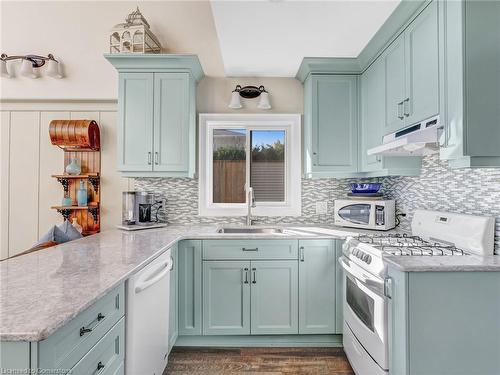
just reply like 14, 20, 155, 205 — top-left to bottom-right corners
210, 0, 400, 77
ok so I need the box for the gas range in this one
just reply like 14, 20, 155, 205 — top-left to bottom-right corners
342, 209, 495, 279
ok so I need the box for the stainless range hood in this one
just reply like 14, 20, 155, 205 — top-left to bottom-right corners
367, 115, 442, 156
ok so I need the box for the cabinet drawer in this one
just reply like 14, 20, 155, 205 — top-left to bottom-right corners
203, 240, 298, 260
70, 318, 125, 375
39, 283, 125, 370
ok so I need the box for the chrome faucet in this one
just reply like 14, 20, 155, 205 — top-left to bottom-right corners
246, 187, 256, 226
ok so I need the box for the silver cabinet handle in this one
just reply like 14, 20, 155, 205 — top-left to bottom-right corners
300, 246, 305, 262
243, 268, 249, 284
242, 247, 258, 252
384, 277, 393, 299
403, 98, 410, 117
147, 152, 152, 165
252, 268, 256, 284
376, 155, 382, 162
397, 101, 404, 120
154, 152, 159, 165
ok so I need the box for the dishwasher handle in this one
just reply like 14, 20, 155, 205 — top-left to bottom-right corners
135, 257, 173, 294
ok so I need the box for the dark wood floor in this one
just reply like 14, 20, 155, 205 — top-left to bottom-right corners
164, 347, 354, 374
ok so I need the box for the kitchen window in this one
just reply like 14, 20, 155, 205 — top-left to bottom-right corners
199, 114, 301, 217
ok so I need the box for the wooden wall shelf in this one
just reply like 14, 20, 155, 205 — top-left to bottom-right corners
49, 119, 101, 236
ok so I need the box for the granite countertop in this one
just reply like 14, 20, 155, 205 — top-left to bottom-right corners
1, 224, 499, 342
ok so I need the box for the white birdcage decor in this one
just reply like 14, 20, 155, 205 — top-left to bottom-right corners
109, 7, 162, 54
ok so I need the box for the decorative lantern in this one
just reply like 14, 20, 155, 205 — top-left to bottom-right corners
109, 7, 162, 54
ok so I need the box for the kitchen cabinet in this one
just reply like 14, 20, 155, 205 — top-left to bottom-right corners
382, 1, 439, 134
298, 240, 336, 334
439, 0, 500, 168
105, 54, 204, 177
250, 260, 298, 335
360, 55, 422, 176
203, 261, 251, 335
202, 259, 299, 336
303, 74, 359, 178
1, 284, 125, 373
178, 240, 203, 336
387, 267, 500, 375
168, 243, 178, 351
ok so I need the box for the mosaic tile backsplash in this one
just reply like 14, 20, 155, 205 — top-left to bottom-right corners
134, 154, 500, 252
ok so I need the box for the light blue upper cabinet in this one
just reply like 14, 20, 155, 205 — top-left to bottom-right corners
117, 73, 154, 172
360, 56, 422, 176
298, 240, 336, 334
382, 1, 439, 134
382, 33, 406, 134
154, 73, 191, 173
105, 54, 204, 177
303, 74, 359, 178
404, 0, 439, 125
439, 0, 500, 168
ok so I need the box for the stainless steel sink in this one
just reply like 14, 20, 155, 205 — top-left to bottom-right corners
217, 227, 284, 234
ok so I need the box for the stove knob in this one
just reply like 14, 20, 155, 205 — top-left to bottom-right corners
366, 255, 372, 264
361, 254, 368, 262
352, 249, 359, 257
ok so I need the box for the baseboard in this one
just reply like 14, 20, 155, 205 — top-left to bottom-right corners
174, 334, 343, 348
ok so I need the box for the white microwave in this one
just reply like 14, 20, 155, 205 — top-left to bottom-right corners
334, 199, 395, 231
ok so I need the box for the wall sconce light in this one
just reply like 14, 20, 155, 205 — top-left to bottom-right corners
228, 85, 271, 110
1, 53, 63, 79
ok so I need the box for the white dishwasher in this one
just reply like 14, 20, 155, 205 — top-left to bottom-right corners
126, 248, 172, 375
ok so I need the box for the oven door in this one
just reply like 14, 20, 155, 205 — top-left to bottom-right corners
336, 203, 373, 228
339, 257, 388, 371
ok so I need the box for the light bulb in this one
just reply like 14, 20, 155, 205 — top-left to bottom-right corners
20, 59, 38, 78
1, 60, 11, 78
46, 59, 62, 78
228, 90, 242, 109
257, 91, 271, 110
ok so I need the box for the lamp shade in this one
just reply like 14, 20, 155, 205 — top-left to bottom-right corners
46, 59, 62, 78
228, 90, 242, 109
1, 60, 11, 78
257, 91, 271, 110
20, 59, 38, 78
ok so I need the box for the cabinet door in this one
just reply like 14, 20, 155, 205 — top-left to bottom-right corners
117, 73, 154, 171
383, 34, 406, 134
178, 240, 202, 336
298, 240, 336, 334
404, 1, 439, 125
311, 75, 358, 173
153, 73, 190, 172
250, 260, 298, 335
203, 261, 251, 335
360, 58, 385, 172
168, 244, 178, 351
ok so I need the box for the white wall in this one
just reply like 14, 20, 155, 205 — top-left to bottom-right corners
0, 102, 130, 258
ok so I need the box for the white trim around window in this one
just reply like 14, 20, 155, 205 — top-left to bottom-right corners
199, 113, 302, 217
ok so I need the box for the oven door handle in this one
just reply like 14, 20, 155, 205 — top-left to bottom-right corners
338, 257, 385, 296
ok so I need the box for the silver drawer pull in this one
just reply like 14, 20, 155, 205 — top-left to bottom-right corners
242, 247, 258, 252
252, 268, 257, 284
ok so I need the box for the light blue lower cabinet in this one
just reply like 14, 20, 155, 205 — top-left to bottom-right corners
203, 261, 251, 335
298, 240, 336, 334
178, 240, 203, 336
251, 260, 299, 335
69, 318, 125, 375
168, 243, 179, 351
388, 267, 500, 375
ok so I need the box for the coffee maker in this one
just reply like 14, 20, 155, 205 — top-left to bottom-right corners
121, 191, 165, 228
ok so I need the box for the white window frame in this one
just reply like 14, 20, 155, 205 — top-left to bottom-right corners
199, 113, 301, 217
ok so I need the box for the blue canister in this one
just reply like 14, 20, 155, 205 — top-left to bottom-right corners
77, 180, 88, 206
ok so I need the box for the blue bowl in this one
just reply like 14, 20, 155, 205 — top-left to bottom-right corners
350, 183, 382, 194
